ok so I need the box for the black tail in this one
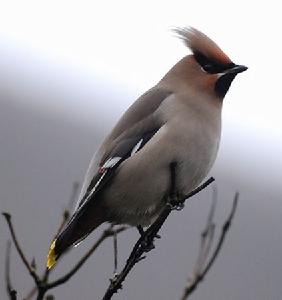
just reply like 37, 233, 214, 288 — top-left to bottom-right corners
47, 202, 105, 269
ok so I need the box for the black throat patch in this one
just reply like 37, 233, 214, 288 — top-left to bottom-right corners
214, 73, 237, 98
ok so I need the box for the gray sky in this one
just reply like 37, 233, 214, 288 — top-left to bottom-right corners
1, 1, 282, 299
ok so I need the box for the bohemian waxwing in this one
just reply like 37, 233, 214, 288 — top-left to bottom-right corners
47, 27, 247, 268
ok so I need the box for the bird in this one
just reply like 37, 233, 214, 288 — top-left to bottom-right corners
46, 27, 247, 269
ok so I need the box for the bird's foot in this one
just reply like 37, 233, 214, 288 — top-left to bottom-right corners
109, 273, 123, 290
137, 226, 161, 252
110, 272, 119, 283
141, 237, 156, 252
167, 200, 185, 211
168, 188, 185, 210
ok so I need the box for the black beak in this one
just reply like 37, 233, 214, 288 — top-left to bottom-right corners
225, 64, 248, 75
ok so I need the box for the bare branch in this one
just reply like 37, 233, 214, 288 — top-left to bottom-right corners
2, 212, 40, 286
2, 180, 128, 300
193, 187, 217, 277
113, 230, 118, 274
25, 182, 80, 300
102, 163, 215, 300
5, 240, 17, 300
201, 192, 239, 276
179, 177, 215, 203
46, 225, 128, 289
180, 192, 239, 299
3, 172, 237, 300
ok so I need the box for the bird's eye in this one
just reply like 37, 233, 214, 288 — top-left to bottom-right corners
201, 63, 225, 74
195, 52, 227, 74
202, 64, 215, 73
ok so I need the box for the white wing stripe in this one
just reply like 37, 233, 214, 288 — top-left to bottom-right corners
130, 139, 143, 156
74, 156, 122, 214
75, 171, 106, 214
102, 157, 122, 169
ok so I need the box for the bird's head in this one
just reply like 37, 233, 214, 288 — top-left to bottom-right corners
172, 27, 247, 99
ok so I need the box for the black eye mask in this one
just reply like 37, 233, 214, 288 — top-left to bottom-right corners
194, 52, 235, 74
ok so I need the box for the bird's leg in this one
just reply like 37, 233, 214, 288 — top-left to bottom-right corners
135, 225, 159, 253
113, 229, 118, 276
133, 162, 183, 254
167, 162, 184, 211
137, 162, 182, 252
137, 225, 145, 236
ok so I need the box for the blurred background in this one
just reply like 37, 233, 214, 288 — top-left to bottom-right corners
0, 1, 282, 299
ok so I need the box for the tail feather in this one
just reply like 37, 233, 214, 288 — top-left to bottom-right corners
46, 203, 105, 269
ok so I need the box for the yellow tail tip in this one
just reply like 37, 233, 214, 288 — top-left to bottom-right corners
46, 240, 57, 269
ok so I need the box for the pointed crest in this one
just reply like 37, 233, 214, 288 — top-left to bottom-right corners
174, 27, 232, 66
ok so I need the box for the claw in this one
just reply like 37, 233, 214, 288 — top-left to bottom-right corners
167, 201, 185, 211
110, 273, 121, 286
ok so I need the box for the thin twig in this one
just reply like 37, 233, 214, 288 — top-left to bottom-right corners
113, 230, 118, 274
192, 221, 215, 278
2, 212, 40, 285
180, 192, 239, 299
25, 182, 80, 300
5, 240, 17, 300
102, 169, 215, 300
2, 182, 128, 299
46, 225, 128, 289
3, 171, 221, 300
193, 188, 217, 275
201, 193, 238, 277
